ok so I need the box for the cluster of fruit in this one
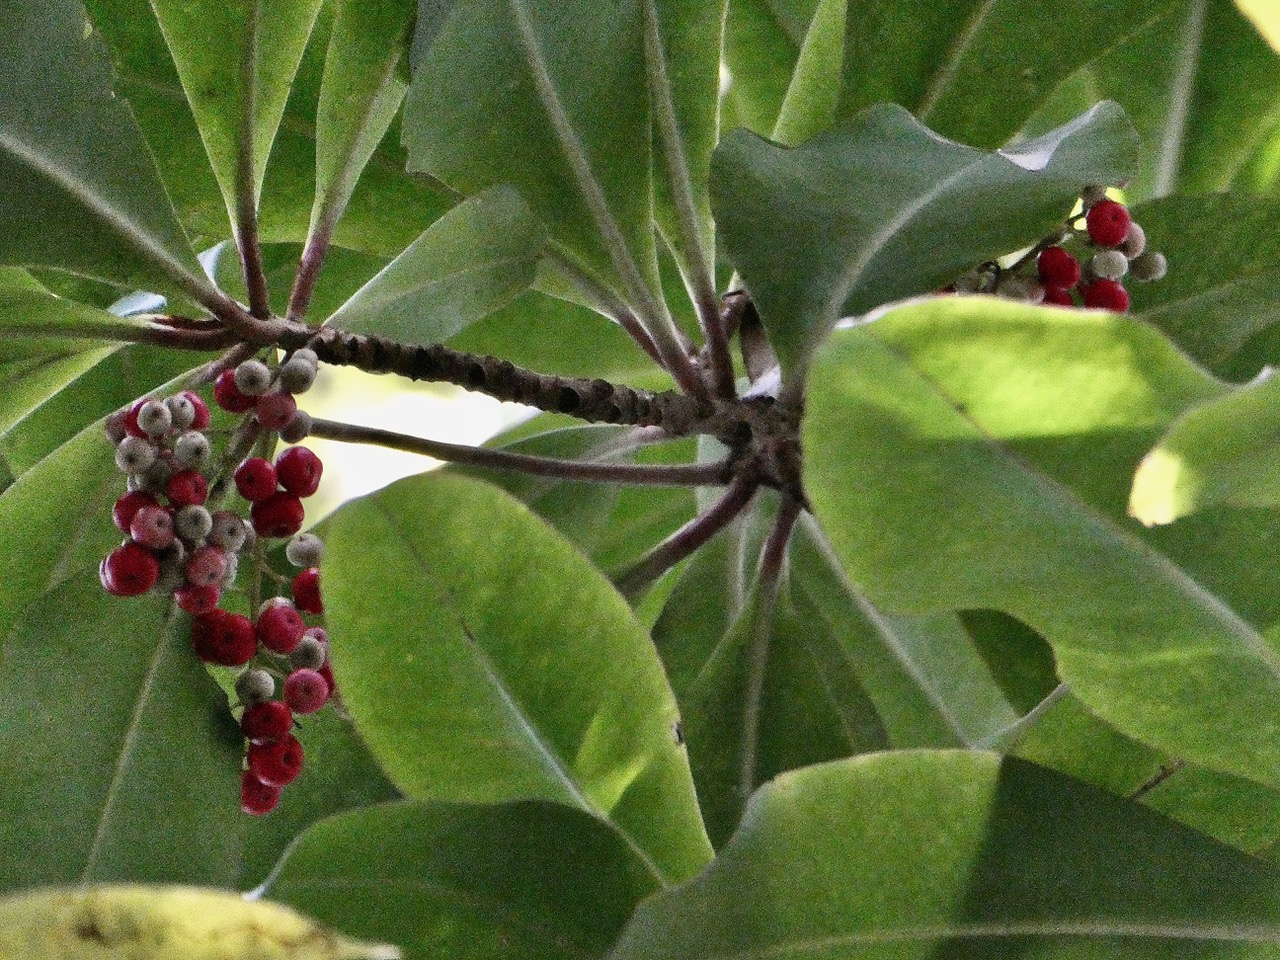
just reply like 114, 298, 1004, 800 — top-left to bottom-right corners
100, 348, 332, 815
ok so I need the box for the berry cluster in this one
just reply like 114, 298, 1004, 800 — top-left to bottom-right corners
101, 348, 333, 816
946, 185, 1168, 311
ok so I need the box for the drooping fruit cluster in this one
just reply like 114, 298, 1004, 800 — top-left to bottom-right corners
944, 185, 1168, 311
101, 348, 333, 816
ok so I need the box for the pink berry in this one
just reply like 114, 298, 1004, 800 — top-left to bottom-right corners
129, 504, 175, 550
214, 369, 255, 413
251, 492, 305, 539
113, 491, 158, 534
318, 660, 336, 695
257, 602, 306, 654
240, 770, 282, 816
1042, 286, 1075, 307
284, 668, 330, 714
192, 610, 257, 666
241, 700, 293, 743
100, 542, 160, 597
1082, 279, 1130, 312
291, 567, 323, 614
234, 457, 278, 503
174, 582, 221, 614
1037, 247, 1081, 288
1085, 199, 1130, 248
255, 392, 298, 431
166, 469, 208, 508
275, 447, 323, 498
247, 733, 304, 787
122, 399, 149, 439
185, 545, 228, 588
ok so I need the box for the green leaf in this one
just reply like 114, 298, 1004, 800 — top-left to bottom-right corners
327, 186, 546, 339
268, 800, 660, 959
610, 751, 1280, 958
804, 296, 1280, 791
770, 0, 845, 147
0, 290, 156, 353
840, 0, 1179, 149
1238, 0, 1280, 52
712, 102, 1137, 379
321, 471, 713, 886
149, 0, 325, 217
0, 0, 211, 299
404, 0, 661, 316
721, 0, 815, 136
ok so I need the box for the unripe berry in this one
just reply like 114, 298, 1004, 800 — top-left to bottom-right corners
221, 552, 239, 590
240, 771, 282, 816
279, 410, 313, 443
209, 511, 248, 552
136, 399, 172, 437
166, 469, 208, 508
234, 359, 273, 396
257, 602, 305, 654
192, 610, 256, 666
291, 348, 319, 367
251, 492, 305, 539
174, 582, 220, 614
173, 431, 210, 467
285, 533, 324, 568
241, 700, 293, 742
275, 446, 323, 497
1080, 184, 1109, 206
113, 491, 158, 534
289, 634, 328, 671
234, 457, 278, 503
1090, 250, 1129, 281
122, 399, 149, 439
278, 356, 318, 395
235, 668, 275, 706
213, 369, 255, 413
115, 436, 157, 475
104, 409, 129, 444
1036, 246, 1081, 288
1085, 199, 1130, 247
292, 567, 323, 614
129, 504, 175, 550
175, 504, 213, 543
1042, 286, 1075, 307
166, 392, 196, 431
255, 392, 298, 432
996, 277, 1043, 303
1131, 251, 1168, 282
138, 456, 174, 494
100, 542, 160, 597
1119, 221, 1146, 258
1082, 279, 1130, 312
174, 391, 210, 430
185, 544, 228, 588
247, 733, 304, 787
284, 668, 330, 714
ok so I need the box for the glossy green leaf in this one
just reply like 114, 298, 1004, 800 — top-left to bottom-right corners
321, 471, 713, 886
404, 0, 661, 314
770, 0, 844, 147
0, 351, 115, 450
327, 186, 546, 339
0, 0, 211, 299
0, 290, 155, 353
149, 0, 325, 215
712, 102, 1137, 378
804, 296, 1280, 791
611, 751, 1280, 958
268, 800, 659, 959
841, 0, 1179, 149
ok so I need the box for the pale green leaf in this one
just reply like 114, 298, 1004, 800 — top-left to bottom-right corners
771, 0, 845, 147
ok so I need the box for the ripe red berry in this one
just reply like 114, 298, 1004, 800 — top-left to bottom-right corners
174, 582, 221, 615
129, 504, 175, 550
255, 392, 298, 431
191, 610, 256, 666
113, 491, 158, 534
240, 770, 282, 816
247, 733, 304, 787
251, 491, 305, 538
166, 469, 208, 508
275, 446, 323, 497
185, 545, 228, 588
284, 668, 330, 714
122, 399, 149, 439
257, 601, 306, 654
214, 369, 255, 413
1082, 279, 1130, 312
100, 542, 160, 597
291, 567, 323, 614
318, 660, 336, 695
241, 700, 293, 743
1042, 286, 1075, 307
234, 457, 278, 503
1085, 199, 1130, 248
180, 391, 211, 430
1036, 247, 1081, 288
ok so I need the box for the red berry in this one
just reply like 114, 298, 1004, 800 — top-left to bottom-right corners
284, 668, 330, 714
255, 392, 298, 431
1042, 286, 1075, 307
214, 369, 255, 413
241, 700, 293, 742
275, 446, 323, 497
251, 492, 305, 538
257, 602, 306, 654
1085, 199, 1130, 248
122, 399, 149, 439
247, 734, 304, 787
234, 457, 278, 503
292, 567, 323, 614
318, 660, 336, 695
113, 491, 158, 534
166, 469, 208, 508
1036, 247, 1081, 288
185, 545, 228, 588
192, 610, 257, 666
175, 582, 221, 614
100, 542, 160, 597
240, 770, 282, 816
179, 390, 211, 430
129, 505, 175, 550
1082, 279, 1130, 312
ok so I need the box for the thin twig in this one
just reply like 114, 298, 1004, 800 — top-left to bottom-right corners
309, 418, 733, 486
615, 476, 758, 598
235, 14, 271, 319
1129, 759, 1188, 801
287, 223, 333, 322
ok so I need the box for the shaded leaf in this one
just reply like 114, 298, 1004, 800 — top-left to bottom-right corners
770, 0, 845, 147
721, 0, 815, 136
